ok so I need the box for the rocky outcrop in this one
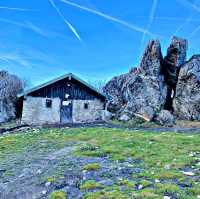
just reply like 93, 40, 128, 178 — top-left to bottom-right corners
162, 37, 188, 111
174, 55, 200, 120
104, 40, 167, 121
104, 36, 191, 124
0, 71, 23, 123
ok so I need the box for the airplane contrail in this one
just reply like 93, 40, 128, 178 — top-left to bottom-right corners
59, 0, 155, 36
0, 6, 33, 11
48, 0, 82, 41
189, 24, 200, 38
135, 16, 200, 22
177, 0, 200, 13
140, 0, 158, 52
173, 17, 191, 36
173, 0, 200, 36
149, 0, 158, 23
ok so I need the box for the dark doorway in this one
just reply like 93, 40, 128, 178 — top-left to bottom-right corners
60, 100, 72, 123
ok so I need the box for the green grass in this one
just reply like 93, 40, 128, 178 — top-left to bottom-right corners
80, 180, 103, 191
0, 127, 200, 198
48, 190, 67, 199
83, 163, 101, 171
131, 189, 161, 199
0, 120, 18, 129
84, 190, 128, 199
110, 118, 161, 128
117, 179, 136, 188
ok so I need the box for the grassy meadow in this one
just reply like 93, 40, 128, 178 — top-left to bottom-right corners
0, 127, 199, 199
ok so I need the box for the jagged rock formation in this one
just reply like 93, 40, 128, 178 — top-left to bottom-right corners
174, 55, 200, 120
0, 71, 23, 123
104, 36, 192, 124
104, 40, 167, 121
162, 37, 187, 111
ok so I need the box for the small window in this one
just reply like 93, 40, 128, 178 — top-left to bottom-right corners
46, 99, 52, 108
84, 103, 89, 109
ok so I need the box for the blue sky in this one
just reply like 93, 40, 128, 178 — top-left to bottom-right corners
0, 0, 200, 86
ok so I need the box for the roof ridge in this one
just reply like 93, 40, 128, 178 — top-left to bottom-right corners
18, 73, 106, 99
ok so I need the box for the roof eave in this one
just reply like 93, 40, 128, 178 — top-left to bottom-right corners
17, 73, 107, 99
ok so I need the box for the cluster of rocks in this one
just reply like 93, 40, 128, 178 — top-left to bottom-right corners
104, 36, 200, 126
0, 71, 23, 123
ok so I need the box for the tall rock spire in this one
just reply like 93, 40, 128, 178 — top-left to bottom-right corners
140, 40, 163, 77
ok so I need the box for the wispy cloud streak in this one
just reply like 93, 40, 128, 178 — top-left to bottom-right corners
0, 52, 30, 67
48, 0, 82, 41
25, 22, 49, 37
0, 6, 34, 11
140, 0, 158, 51
59, 0, 154, 36
0, 18, 26, 28
0, 18, 45, 36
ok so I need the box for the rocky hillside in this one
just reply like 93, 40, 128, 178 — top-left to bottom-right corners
104, 36, 199, 125
0, 71, 23, 123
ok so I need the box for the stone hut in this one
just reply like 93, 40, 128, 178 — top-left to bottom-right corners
18, 73, 106, 125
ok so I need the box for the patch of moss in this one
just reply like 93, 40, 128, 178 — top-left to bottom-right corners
140, 179, 152, 188
83, 163, 101, 171
117, 179, 136, 188
154, 169, 184, 180
48, 190, 67, 199
47, 176, 56, 183
132, 189, 161, 199
84, 190, 128, 199
80, 180, 103, 191
3, 170, 14, 177
186, 183, 200, 195
155, 183, 180, 194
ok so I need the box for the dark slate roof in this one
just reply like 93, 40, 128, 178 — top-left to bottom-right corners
18, 73, 106, 99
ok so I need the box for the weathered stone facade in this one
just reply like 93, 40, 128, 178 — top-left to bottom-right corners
22, 97, 104, 124
19, 73, 106, 125
72, 99, 104, 123
22, 97, 61, 125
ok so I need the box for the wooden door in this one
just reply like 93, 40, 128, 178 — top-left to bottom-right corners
60, 100, 72, 124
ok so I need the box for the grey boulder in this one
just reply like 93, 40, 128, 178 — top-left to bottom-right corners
155, 110, 175, 127
174, 55, 200, 120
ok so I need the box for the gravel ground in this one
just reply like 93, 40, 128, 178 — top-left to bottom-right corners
0, 141, 143, 199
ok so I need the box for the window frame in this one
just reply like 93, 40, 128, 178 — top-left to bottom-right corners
46, 99, 52, 108
84, 102, 89, 109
